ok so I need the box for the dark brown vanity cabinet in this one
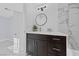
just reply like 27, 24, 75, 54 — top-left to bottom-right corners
26, 33, 66, 56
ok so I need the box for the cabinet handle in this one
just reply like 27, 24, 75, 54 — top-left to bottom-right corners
52, 38, 60, 41
52, 48, 61, 52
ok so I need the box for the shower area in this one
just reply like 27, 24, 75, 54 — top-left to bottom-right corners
0, 7, 24, 55
58, 3, 79, 56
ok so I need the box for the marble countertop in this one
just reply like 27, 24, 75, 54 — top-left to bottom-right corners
27, 32, 68, 36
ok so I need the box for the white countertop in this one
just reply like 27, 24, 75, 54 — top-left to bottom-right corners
27, 32, 68, 36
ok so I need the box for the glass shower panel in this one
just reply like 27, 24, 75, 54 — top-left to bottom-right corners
0, 16, 14, 55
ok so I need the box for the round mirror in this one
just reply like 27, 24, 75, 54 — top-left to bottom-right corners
35, 13, 47, 26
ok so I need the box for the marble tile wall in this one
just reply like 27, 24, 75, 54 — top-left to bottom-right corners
58, 3, 79, 51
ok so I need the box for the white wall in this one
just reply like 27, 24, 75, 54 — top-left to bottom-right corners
24, 3, 58, 32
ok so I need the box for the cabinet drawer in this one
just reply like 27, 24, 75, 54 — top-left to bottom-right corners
48, 51, 66, 56
48, 47, 66, 56
27, 33, 49, 40
48, 40, 66, 50
48, 35, 66, 40
48, 36, 66, 44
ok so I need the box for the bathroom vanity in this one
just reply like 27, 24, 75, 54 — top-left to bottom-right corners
26, 32, 67, 56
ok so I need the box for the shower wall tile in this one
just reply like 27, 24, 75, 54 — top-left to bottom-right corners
58, 3, 79, 51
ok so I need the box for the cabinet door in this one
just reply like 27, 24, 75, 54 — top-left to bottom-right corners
26, 39, 35, 55
27, 39, 38, 56
37, 40, 48, 56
